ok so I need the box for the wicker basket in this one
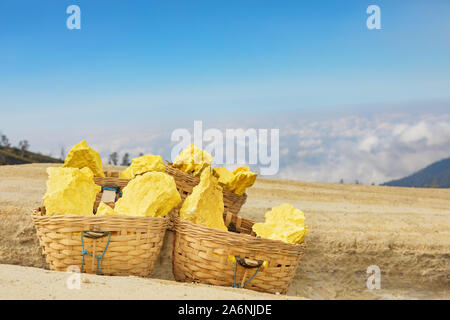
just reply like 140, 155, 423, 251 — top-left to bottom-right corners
165, 162, 247, 229
32, 196, 168, 277
172, 213, 306, 294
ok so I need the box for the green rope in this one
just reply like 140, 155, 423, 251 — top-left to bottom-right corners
80, 232, 111, 275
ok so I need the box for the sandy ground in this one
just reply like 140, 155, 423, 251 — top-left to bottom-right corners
0, 163, 449, 299
0, 264, 299, 300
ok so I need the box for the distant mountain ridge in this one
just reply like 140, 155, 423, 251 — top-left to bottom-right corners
383, 157, 450, 188
0, 146, 62, 165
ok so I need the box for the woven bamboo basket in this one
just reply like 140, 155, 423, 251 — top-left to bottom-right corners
165, 162, 248, 229
172, 213, 306, 294
32, 191, 168, 277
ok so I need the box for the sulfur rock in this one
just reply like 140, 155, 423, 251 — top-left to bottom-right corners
43, 167, 101, 216
120, 155, 166, 179
180, 169, 227, 231
212, 166, 257, 195
252, 203, 308, 244
173, 144, 213, 176
212, 167, 235, 188
231, 167, 257, 195
63, 140, 105, 177
96, 202, 119, 216
114, 171, 181, 217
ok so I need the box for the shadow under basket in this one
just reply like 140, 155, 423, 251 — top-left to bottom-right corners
32, 206, 168, 277
172, 213, 306, 295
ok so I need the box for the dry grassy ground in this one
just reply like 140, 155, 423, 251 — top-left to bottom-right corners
0, 163, 449, 299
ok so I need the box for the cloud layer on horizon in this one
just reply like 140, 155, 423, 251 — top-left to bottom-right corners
7, 112, 450, 185
277, 113, 450, 184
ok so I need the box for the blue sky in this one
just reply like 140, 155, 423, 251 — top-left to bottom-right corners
0, 1, 449, 182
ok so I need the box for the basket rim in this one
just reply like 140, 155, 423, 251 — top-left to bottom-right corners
32, 206, 169, 222
93, 176, 130, 188
173, 215, 305, 255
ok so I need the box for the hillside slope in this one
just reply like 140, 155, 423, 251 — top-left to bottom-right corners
0, 146, 62, 165
383, 157, 450, 188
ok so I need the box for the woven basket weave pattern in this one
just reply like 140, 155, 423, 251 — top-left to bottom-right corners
172, 213, 306, 294
32, 204, 168, 277
94, 171, 128, 188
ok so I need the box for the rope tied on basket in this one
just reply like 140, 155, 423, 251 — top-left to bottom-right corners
231, 256, 264, 289
233, 261, 261, 289
80, 231, 111, 275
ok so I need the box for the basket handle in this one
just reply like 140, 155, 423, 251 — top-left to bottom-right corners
231, 256, 264, 289
82, 231, 111, 239
235, 256, 264, 269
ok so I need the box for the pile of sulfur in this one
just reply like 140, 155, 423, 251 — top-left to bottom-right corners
43, 140, 260, 224
119, 154, 166, 179
97, 171, 181, 217
252, 203, 308, 245
212, 166, 257, 195
172, 144, 213, 176
44, 140, 181, 217
172, 144, 258, 195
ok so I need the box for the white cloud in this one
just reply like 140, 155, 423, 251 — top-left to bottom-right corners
398, 121, 431, 143
277, 113, 450, 184
299, 139, 322, 148
358, 136, 379, 152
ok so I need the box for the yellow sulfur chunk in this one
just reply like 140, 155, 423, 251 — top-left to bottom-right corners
96, 202, 119, 216
120, 155, 165, 179
231, 167, 257, 195
173, 144, 213, 176
114, 171, 181, 217
119, 166, 133, 180
43, 167, 101, 216
63, 140, 105, 177
212, 167, 235, 188
180, 169, 227, 231
212, 166, 257, 195
252, 203, 308, 244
